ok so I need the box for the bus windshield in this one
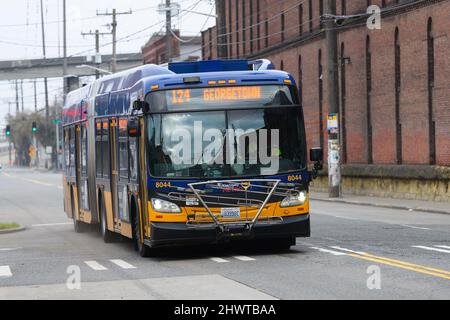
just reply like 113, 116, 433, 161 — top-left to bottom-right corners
146, 106, 307, 179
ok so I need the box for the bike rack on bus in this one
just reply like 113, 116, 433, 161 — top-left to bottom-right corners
167, 179, 302, 239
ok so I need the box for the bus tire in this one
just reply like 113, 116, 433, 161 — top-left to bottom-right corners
71, 188, 87, 233
131, 199, 152, 257
274, 237, 296, 251
99, 195, 116, 243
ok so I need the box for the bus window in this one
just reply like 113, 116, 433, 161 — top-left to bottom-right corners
95, 121, 102, 177
64, 129, 70, 176
69, 127, 76, 177
81, 125, 87, 175
119, 119, 129, 180
129, 137, 138, 182
102, 121, 110, 179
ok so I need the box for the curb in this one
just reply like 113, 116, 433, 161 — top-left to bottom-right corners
310, 197, 450, 215
0, 226, 26, 235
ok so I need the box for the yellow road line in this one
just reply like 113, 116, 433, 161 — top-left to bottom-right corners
347, 253, 450, 280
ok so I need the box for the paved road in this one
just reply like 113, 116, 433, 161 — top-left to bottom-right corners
0, 168, 449, 300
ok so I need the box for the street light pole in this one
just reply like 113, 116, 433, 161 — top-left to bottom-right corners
325, 0, 341, 198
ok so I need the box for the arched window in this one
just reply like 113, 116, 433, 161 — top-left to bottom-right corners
340, 43, 347, 164
366, 36, 373, 164
395, 27, 402, 164
318, 49, 324, 149
298, 55, 303, 106
299, 4, 304, 35
242, 0, 246, 54
308, 0, 313, 32
427, 18, 436, 164
280, 60, 284, 71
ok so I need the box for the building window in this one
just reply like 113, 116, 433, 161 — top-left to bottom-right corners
342, 0, 347, 15
395, 27, 402, 164
319, 0, 324, 29
340, 43, 347, 164
265, 20, 269, 48
257, 0, 261, 51
209, 31, 212, 60
236, 0, 239, 57
309, 0, 313, 32
250, 0, 254, 53
228, 0, 232, 58
242, 0, 246, 54
366, 36, 373, 164
298, 55, 303, 106
318, 49, 324, 149
427, 17, 436, 165
299, 4, 304, 36
280, 60, 284, 71
281, 13, 285, 42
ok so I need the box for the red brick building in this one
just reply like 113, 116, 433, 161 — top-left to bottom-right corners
142, 30, 202, 64
202, 0, 450, 200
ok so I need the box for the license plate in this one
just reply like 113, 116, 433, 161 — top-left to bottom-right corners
221, 208, 241, 218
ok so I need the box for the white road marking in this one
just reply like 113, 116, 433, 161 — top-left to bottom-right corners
310, 247, 347, 256
210, 257, 230, 263
84, 261, 108, 271
401, 225, 431, 230
32, 222, 72, 227
436, 245, 450, 250
333, 216, 360, 221
329, 246, 366, 255
110, 259, 136, 269
0, 248, 21, 252
0, 266, 12, 277
412, 246, 450, 254
233, 256, 256, 261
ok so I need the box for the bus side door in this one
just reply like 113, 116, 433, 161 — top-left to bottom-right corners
109, 117, 120, 229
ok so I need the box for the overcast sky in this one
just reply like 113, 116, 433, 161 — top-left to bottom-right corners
0, 0, 215, 127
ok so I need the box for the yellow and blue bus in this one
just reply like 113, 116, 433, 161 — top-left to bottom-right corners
62, 60, 323, 257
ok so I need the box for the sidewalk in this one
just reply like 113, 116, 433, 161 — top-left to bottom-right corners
310, 192, 450, 215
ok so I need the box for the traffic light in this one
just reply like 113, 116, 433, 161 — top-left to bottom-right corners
5, 125, 11, 136
32, 121, 38, 133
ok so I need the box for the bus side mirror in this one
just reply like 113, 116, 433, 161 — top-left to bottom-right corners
127, 117, 141, 137
310, 148, 323, 180
133, 100, 150, 113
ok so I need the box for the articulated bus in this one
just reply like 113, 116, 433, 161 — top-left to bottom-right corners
62, 59, 323, 257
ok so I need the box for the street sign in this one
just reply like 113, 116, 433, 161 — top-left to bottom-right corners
46, 146, 53, 155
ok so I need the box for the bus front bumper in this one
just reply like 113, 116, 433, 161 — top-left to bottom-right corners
148, 214, 310, 248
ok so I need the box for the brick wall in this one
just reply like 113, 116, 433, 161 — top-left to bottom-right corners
203, 0, 450, 167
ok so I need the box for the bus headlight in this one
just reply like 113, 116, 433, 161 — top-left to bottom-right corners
151, 198, 181, 213
280, 191, 307, 208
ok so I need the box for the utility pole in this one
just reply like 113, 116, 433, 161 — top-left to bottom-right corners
8, 102, 12, 166
20, 80, 24, 112
81, 30, 110, 79
34, 80, 37, 112
96, 8, 132, 73
40, 0, 49, 123
63, 0, 68, 99
15, 80, 19, 113
325, 0, 341, 198
166, 0, 173, 63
